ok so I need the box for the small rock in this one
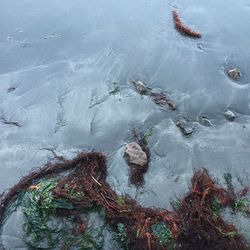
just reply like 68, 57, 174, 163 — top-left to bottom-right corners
132, 80, 151, 95
125, 142, 148, 167
228, 68, 241, 81
176, 120, 194, 136
224, 110, 236, 121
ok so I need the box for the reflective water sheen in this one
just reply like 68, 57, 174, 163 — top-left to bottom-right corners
1, 0, 250, 248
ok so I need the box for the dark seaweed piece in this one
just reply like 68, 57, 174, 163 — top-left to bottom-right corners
172, 9, 202, 38
125, 129, 152, 187
150, 92, 176, 110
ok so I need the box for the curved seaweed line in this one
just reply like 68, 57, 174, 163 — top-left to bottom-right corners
172, 9, 202, 38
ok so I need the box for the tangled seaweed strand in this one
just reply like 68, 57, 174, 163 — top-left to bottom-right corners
53, 153, 167, 249
172, 9, 201, 38
0, 153, 166, 249
150, 92, 176, 111
0, 152, 106, 223
0, 153, 249, 249
175, 169, 247, 250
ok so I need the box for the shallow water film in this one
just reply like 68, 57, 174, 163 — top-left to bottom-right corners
0, 0, 250, 249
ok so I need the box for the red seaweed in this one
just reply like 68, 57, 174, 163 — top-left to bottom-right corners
0, 153, 249, 249
172, 9, 202, 38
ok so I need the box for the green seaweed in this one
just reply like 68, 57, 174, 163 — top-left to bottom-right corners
151, 221, 175, 249
114, 223, 129, 250
216, 227, 237, 238
224, 173, 234, 192
116, 196, 125, 206
22, 178, 103, 249
212, 197, 221, 217
234, 198, 249, 213
62, 225, 104, 250
64, 183, 85, 201
142, 127, 153, 145
22, 178, 61, 249
170, 198, 182, 210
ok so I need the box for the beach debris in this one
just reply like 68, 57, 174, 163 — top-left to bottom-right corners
175, 169, 248, 250
114, 223, 130, 250
151, 221, 175, 249
125, 142, 148, 167
141, 127, 153, 145
228, 68, 241, 81
0, 153, 249, 249
224, 110, 236, 121
150, 92, 176, 110
131, 79, 176, 111
176, 119, 194, 136
172, 9, 201, 38
125, 129, 152, 186
21, 178, 85, 249
132, 80, 151, 95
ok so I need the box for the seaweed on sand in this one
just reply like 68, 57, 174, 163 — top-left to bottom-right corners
174, 169, 247, 250
150, 92, 176, 111
22, 179, 104, 249
172, 9, 202, 38
125, 128, 153, 187
0, 153, 249, 249
0, 152, 107, 223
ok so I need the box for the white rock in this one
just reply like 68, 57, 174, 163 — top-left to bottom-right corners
224, 110, 236, 121
125, 142, 148, 167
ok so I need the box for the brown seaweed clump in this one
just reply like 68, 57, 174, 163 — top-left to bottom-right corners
0, 153, 249, 249
124, 129, 152, 187
172, 9, 202, 38
150, 92, 176, 111
174, 169, 247, 250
